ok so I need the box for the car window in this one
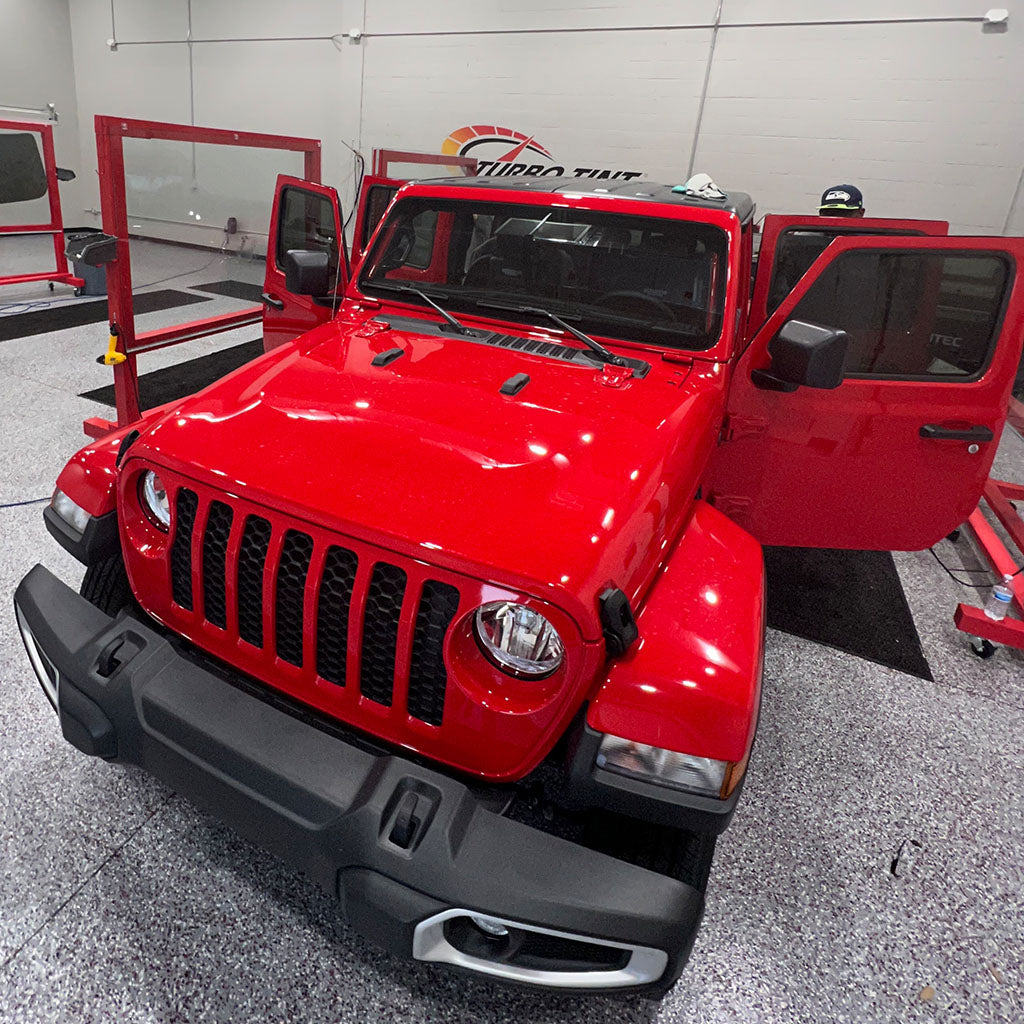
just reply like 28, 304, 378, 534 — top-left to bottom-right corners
276, 186, 340, 279
359, 197, 730, 351
781, 249, 1011, 379
0, 131, 48, 204
767, 227, 928, 317
359, 184, 398, 252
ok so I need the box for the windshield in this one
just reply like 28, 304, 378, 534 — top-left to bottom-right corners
357, 197, 729, 351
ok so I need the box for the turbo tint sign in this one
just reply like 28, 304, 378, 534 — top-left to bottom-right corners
442, 125, 642, 181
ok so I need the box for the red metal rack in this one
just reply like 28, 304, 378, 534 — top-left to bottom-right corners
85, 115, 322, 436
954, 474, 1024, 653
0, 118, 84, 292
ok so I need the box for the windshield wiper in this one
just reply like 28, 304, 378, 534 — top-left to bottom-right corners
474, 300, 629, 368
370, 282, 470, 335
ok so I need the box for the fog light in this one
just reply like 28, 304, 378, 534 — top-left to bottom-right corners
51, 489, 91, 534
596, 734, 728, 797
471, 915, 510, 939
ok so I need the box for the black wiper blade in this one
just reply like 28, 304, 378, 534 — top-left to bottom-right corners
474, 300, 629, 368
370, 282, 470, 335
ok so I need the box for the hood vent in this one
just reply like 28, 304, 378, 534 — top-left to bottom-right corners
480, 333, 578, 362
377, 315, 650, 377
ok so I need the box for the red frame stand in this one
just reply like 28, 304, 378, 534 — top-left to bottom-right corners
954, 476, 1024, 650
0, 118, 84, 291
85, 115, 322, 437
371, 148, 476, 177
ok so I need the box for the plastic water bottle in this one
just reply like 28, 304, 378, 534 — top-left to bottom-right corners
984, 575, 1014, 621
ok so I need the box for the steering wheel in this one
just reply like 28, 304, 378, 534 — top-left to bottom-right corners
592, 290, 676, 322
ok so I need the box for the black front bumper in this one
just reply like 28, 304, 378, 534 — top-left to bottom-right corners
13, 565, 706, 995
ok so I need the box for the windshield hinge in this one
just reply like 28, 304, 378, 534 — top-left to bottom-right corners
721, 415, 768, 442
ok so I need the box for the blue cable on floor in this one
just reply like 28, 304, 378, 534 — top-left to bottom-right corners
0, 497, 49, 509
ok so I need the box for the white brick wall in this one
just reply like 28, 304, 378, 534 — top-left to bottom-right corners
45, 0, 1024, 240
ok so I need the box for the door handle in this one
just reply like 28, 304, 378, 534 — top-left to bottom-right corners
261, 292, 284, 310
919, 424, 994, 442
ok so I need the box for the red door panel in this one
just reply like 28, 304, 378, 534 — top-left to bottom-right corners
709, 235, 1024, 551
350, 174, 403, 266
262, 174, 348, 351
749, 214, 949, 338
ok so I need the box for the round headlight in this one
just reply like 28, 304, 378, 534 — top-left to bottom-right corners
474, 601, 564, 678
139, 470, 170, 530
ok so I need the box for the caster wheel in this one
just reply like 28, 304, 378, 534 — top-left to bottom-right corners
74, 287, 83, 297
48, 281, 55, 291
970, 638, 997, 660
946, 529, 961, 543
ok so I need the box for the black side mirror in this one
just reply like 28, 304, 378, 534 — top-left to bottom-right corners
752, 319, 849, 392
284, 249, 330, 296
55, 167, 76, 181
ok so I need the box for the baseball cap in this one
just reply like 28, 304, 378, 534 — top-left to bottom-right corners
819, 184, 864, 213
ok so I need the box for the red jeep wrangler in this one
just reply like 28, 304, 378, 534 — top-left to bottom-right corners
15, 173, 1024, 995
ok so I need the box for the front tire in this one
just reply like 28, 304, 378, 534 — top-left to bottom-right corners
80, 552, 133, 616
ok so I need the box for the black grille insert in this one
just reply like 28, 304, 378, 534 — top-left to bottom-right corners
315, 545, 359, 686
482, 333, 577, 361
407, 581, 459, 725
275, 530, 314, 666
170, 488, 198, 610
201, 501, 234, 628
359, 562, 407, 706
237, 515, 271, 647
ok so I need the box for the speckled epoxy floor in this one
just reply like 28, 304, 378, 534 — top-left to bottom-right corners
1, 237, 1022, 1023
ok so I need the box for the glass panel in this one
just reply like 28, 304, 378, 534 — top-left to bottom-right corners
767, 227, 928, 316
0, 130, 49, 224
275, 187, 340, 280
783, 250, 1010, 379
121, 137, 304, 255
359, 196, 729, 351
360, 184, 398, 251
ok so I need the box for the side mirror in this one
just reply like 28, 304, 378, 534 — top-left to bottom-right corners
55, 167, 76, 182
284, 249, 330, 296
752, 319, 849, 392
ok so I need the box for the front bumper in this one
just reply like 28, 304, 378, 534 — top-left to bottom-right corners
13, 565, 706, 995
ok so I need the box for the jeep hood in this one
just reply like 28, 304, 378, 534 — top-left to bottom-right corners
135, 319, 723, 635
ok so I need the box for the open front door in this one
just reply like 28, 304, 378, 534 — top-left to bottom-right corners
708, 234, 1024, 550
350, 174, 404, 266
262, 174, 348, 351
749, 214, 949, 335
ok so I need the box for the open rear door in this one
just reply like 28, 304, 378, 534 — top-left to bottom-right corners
262, 174, 348, 351
350, 174, 404, 266
709, 234, 1024, 550
749, 214, 949, 335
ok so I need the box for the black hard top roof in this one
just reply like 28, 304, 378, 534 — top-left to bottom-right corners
411, 175, 755, 221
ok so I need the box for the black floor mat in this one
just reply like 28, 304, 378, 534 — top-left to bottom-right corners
191, 279, 264, 302
0, 289, 211, 343
79, 339, 263, 411
764, 547, 933, 681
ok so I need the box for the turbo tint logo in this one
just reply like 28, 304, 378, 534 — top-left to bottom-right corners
442, 125, 641, 182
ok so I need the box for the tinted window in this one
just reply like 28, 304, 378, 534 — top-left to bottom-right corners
276, 187, 340, 278
359, 184, 398, 252
359, 197, 730, 351
0, 132, 47, 204
767, 227, 926, 316
783, 250, 1010, 379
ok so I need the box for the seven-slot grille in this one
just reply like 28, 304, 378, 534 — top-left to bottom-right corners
169, 486, 459, 727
